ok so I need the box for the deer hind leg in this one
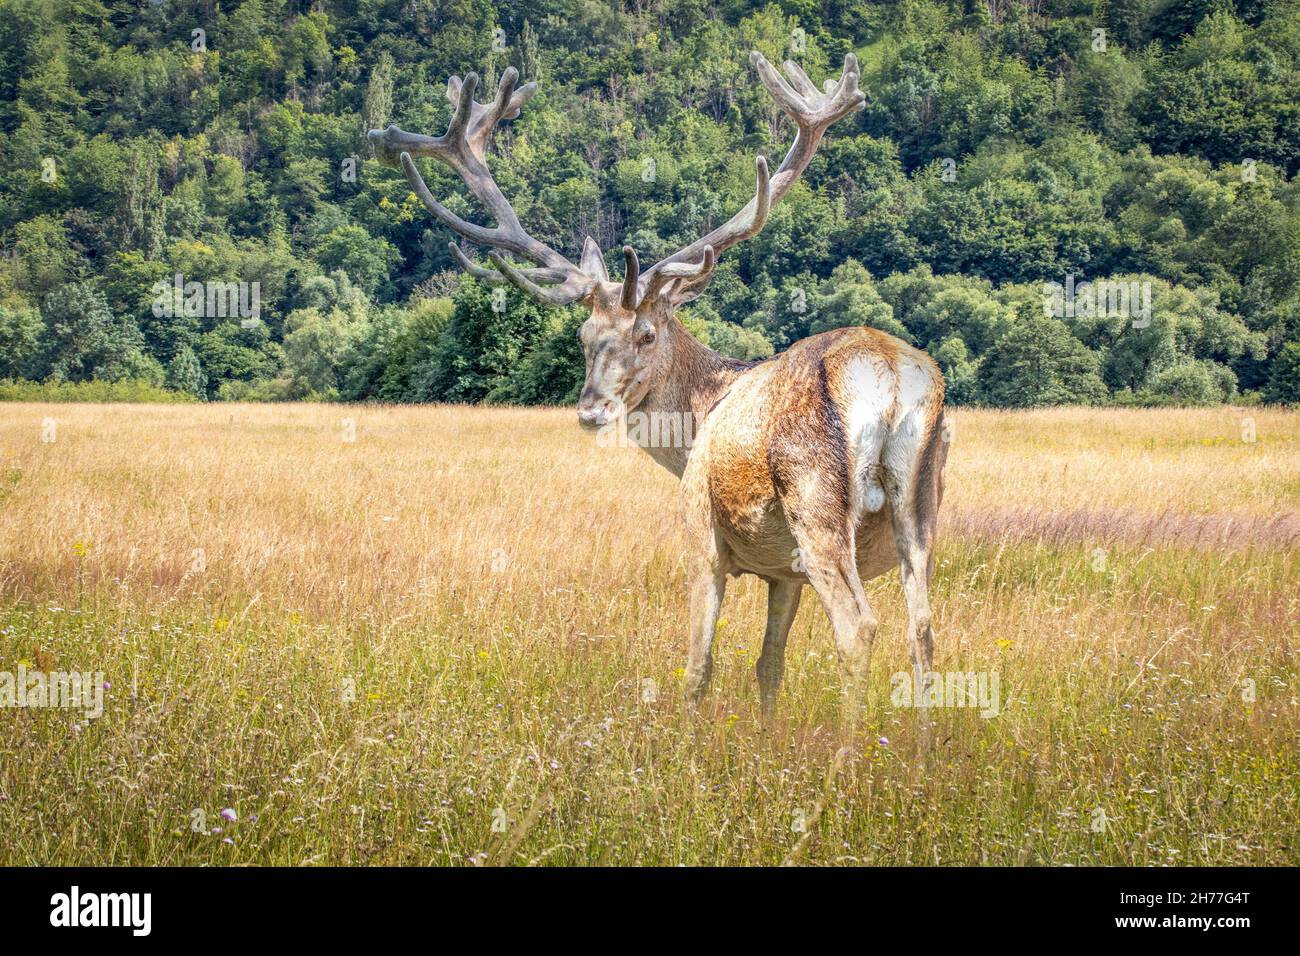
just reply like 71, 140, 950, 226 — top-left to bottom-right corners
786, 509, 878, 729
757, 578, 802, 718
890, 412, 947, 744
894, 516, 935, 740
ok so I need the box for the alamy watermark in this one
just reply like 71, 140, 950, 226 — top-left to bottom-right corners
595, 410, 700, 450
152, 274, 261, 326
1, 664, 105, 720
891, 670, 1000, 718
50, 886, 150, 936
1043, 273, 1151, 328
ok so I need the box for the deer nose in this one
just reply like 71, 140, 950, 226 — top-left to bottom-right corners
577, 400, 615, 430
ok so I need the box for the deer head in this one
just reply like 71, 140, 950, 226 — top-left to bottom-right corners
368, 51, 865, 429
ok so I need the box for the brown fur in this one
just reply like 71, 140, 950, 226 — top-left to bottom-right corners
639, 322, 949, 721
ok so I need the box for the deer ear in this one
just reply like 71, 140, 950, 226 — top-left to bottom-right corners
579, 237, 609, 283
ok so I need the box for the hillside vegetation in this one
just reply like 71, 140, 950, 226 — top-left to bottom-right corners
2, 0, 1300, 405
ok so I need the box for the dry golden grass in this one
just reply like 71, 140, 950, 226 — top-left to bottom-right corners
0, 402, 1296, 865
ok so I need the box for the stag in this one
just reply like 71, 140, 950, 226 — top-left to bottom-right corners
369, 52, 947, 722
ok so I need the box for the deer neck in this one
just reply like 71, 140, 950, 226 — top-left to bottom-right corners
632, 315, 751, 478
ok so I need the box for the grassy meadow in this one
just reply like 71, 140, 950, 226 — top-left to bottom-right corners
0, 402, 1296, 866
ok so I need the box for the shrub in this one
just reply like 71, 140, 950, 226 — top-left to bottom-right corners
0, 378, 195, 403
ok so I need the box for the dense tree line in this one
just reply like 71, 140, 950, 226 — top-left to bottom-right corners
2, 0, 1299, 406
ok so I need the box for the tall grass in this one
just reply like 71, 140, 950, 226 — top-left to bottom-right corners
0, 403, 1295, 865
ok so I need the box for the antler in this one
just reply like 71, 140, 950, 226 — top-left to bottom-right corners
624, 51, 865, 309
368, 67, 597, 306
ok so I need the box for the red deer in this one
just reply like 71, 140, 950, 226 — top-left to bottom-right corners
369, 52, 948, 723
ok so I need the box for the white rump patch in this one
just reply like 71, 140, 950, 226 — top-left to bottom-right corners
840, 355, 896, 516
880, 357, 938, 505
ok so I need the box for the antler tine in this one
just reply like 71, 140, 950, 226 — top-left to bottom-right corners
636, 51, 859, 291
620, 246, 640, 311
780, 59, 821, 99
401, 152, 497, 246
639, 152, 769, 279
483, 68, 518, 130
466, 68, 538, 160
752, 50, 865, 179
448, 242, 501, 282
665, 244, 717, 284
489, 251, 593, 306
750, 51, 806, 118
639, 245, 716, 306
369, 65, 596, 307
501, 79, 538, 121
445, 72, 477, 148
449, 243, 570, 285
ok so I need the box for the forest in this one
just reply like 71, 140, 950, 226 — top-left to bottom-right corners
1, 0, 1299, 406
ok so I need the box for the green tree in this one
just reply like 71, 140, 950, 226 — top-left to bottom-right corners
362, 51, 394, 134
38, 282, 157, 383
281, 306, 369, 398
1143, 360, 1236, 405
0, 303, 42, 379
196, 321, 281, 396
977, 316, 1109, 407
165, 344, 206, 398
314, 225, 399, 297
810, 260, 907, 339
422, 278, 551, 404
1265, 341, 1300, 404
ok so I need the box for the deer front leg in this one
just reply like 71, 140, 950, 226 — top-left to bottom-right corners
757, 578, 802, 718
684, 559, 726, 704
680, 457, 729, 704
